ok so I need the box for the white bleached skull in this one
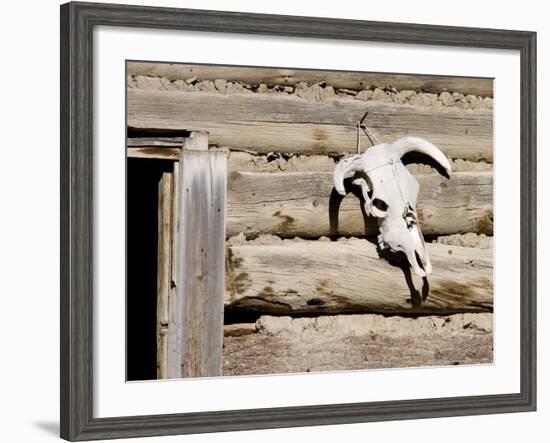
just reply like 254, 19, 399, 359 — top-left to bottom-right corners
333, 136, 452, 277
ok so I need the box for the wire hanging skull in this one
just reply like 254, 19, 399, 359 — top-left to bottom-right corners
333, 136, 452, 277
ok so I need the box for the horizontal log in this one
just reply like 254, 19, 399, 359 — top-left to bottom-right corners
225, 241, 493, 315
124, 156, 492, 236
127, 89, 493, 161
128, 63, 493, 97
227, 171, 493, 237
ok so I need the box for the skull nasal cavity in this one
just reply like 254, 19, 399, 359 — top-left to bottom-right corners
372, 198, 388, 212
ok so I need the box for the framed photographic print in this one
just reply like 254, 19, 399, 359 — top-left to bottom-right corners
60, 1, 537, 441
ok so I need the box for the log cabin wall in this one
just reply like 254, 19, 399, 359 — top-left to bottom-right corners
126, 63, 494, 378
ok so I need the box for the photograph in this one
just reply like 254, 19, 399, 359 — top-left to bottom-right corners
125, 61, 494, 381
0, 0, 542, 441
54, 1, 539, 440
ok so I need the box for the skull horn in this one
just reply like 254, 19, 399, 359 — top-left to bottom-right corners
333, 154, 365, 196
391, 136, 452, 175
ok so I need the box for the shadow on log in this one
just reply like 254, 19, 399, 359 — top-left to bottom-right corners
329, 176, 376, 238
227, 171, 493, 238
225, 240, 493, 316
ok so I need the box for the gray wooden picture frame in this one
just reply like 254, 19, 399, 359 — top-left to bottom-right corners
60, 1, 537, 441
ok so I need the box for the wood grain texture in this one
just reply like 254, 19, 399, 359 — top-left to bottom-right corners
156, 171, 172, 379
127, 89, 493, 161
225, 241, 493, 315
227, 171, 493, 237
127, 146, 181, 160
183, 130, 208, 150
127, 62, 494, 97
167, 149, 227, 379
127, 137, 186, 147
168, 161, 180, 376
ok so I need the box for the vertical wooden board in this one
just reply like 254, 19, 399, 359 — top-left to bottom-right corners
167, 162, 180, 379
157, 327, 168, 379
168, 149, 227, 378
156, 170, 172, 379
183, 131, 208, 151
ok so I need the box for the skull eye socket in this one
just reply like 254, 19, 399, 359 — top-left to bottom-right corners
372, 198, 388, 212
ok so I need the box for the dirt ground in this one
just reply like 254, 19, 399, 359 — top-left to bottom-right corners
222, 313, 493, 376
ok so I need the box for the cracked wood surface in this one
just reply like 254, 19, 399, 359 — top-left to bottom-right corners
226, 170, 493, 238
224, 240, 493, 316
127, 89, 493, 161
156, 171, 172, 379
167, 147, 227, 379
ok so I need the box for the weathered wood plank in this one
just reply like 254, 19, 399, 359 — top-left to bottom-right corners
127, 147, 180, 160
167, 161, 179, 379
227, 171, 493, 238
128, 63, 493, 97
127, 89, 493, 161
168, 161, 179, 371
167, 148, 227, 379
183, 131, 209, 150
130, 131, 209, 160
127, 137, 186, 147
225, 241, 493, 315
156, 171, 172, 379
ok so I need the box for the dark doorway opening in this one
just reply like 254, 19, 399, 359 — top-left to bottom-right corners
126, 158, 172, 381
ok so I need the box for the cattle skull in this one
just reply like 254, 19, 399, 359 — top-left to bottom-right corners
333, 136, 452, 277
